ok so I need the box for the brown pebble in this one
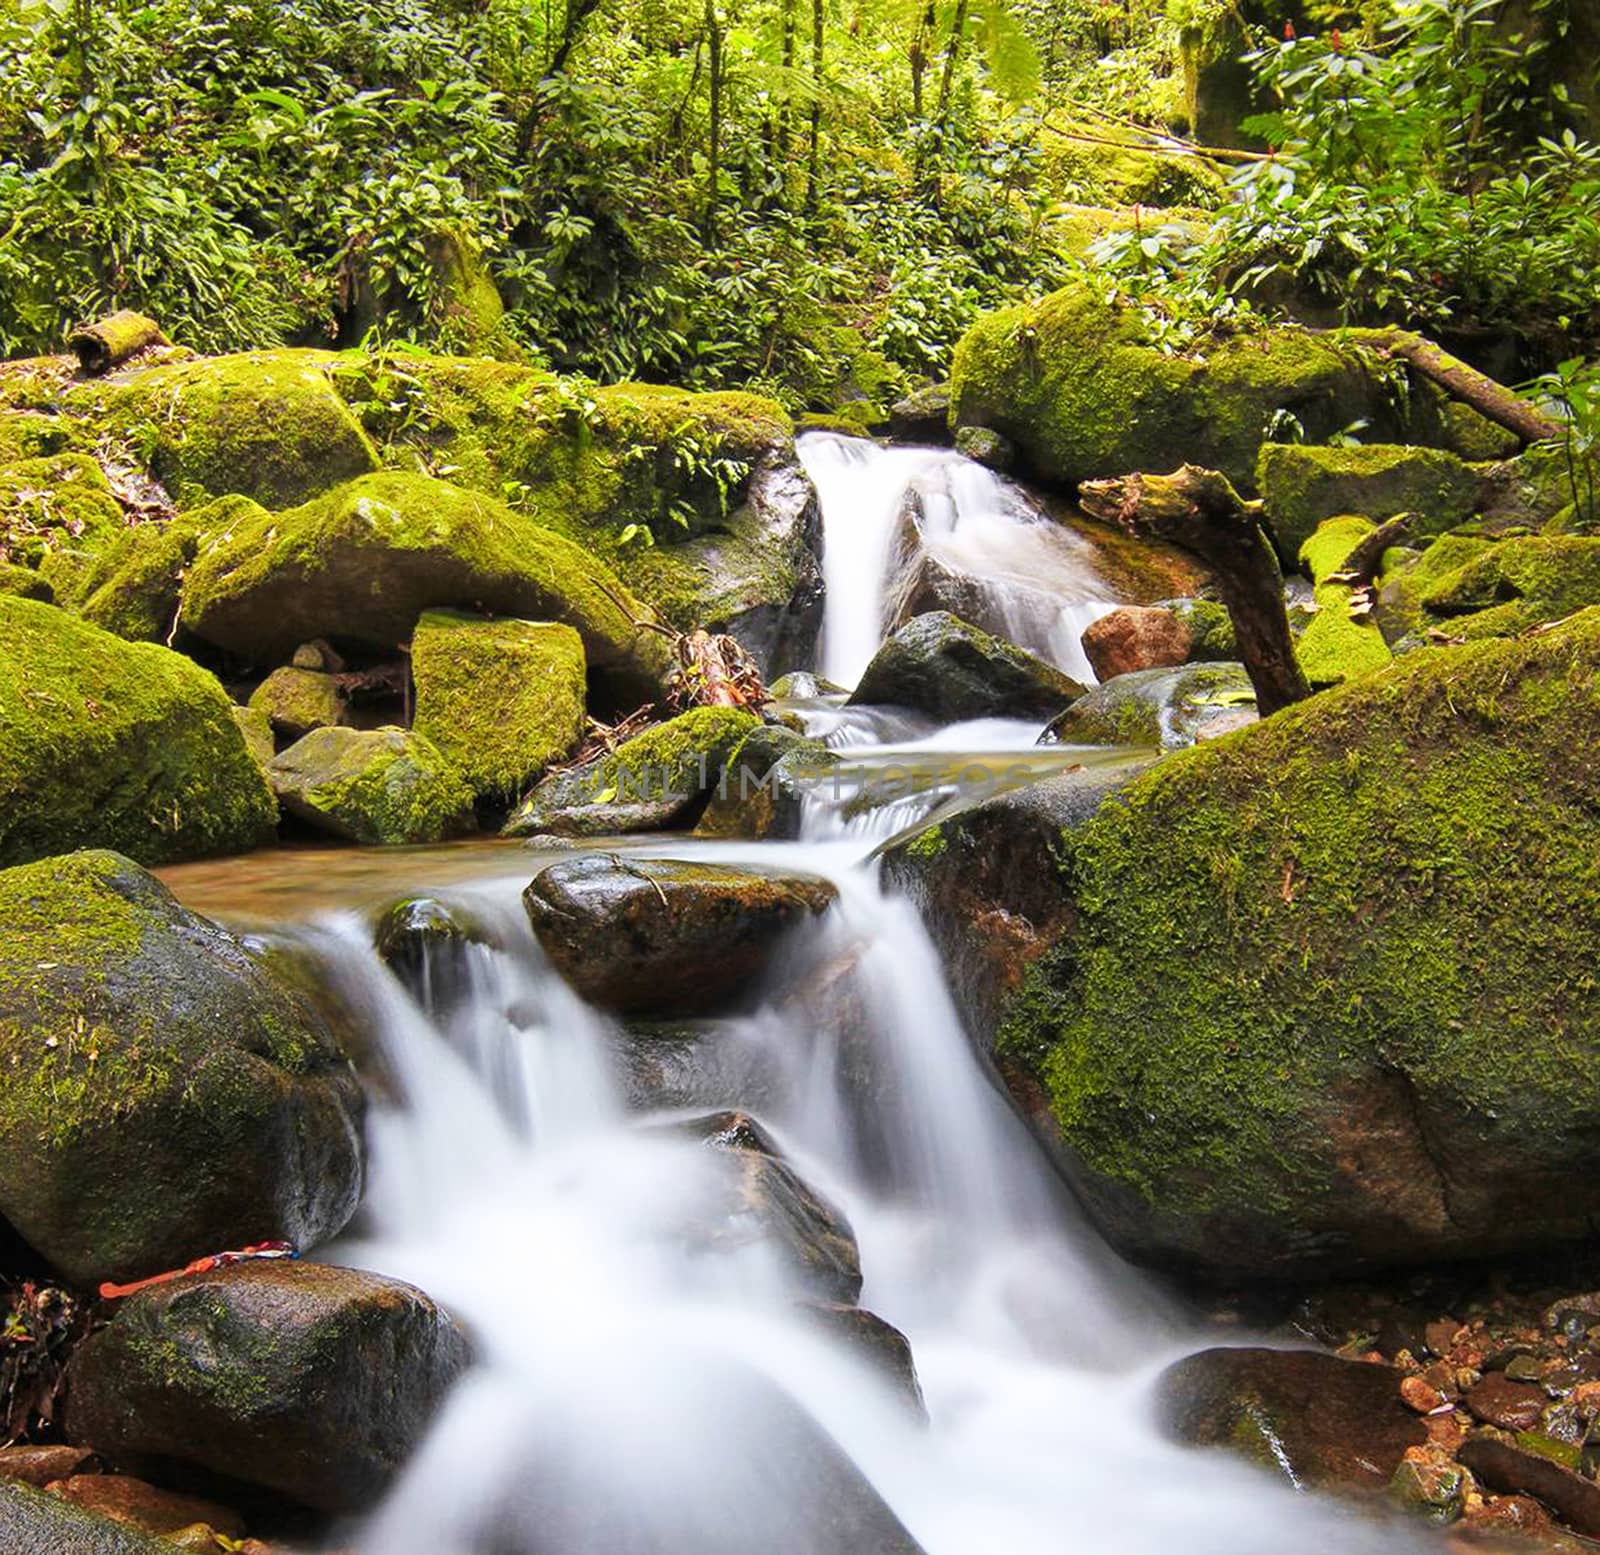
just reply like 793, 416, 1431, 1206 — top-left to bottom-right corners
1466, 1373, 1548, 1432
1402, 1375, 1449, 1413
1427, 1412, 1466, 1451
1427, 1319, 1465, 1357
1423, 1360, 1461, 1400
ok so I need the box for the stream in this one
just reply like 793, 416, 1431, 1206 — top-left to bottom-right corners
159, 437, 1421, 1555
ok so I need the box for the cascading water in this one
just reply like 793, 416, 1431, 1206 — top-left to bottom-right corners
165, 439, 1424, 1555
796, 432, 1124, 690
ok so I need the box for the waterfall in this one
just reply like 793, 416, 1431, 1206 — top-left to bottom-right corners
796, 433, 1124, 690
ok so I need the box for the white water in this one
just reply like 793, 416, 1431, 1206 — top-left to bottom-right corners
797, 433, 1124, 690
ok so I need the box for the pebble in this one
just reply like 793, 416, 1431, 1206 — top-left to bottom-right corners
1401, 1376, 1449, 1414
1466, 1373, 1549, 1431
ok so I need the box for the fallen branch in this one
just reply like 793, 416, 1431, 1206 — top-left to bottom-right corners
1337, 328, 1560, 445
68, 311, 168, 376
1080, 464, 1311, 715
1330, 513, 1410, 589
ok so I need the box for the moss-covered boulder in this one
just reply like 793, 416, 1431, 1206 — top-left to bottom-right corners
949, 285, 1403, 494
0, 562, 51, 601
0, 454, 126, 595
0, 597, 277, 867
849, 612, 1085, 722
694, 724, 837, 840
990, 611, 1600, 1278
180, 472, 671, 704
503, 706, 760, 837
374, 893, 501, 1020
524, 856, 837, 1016
61, 350, 379, 509
248, 666, 347, 743
270, 726, 475, 845
65, 1262, 468, 1514
1295, 517, 1393, 687
0, 409, 73, 464
56, 513, 213, 643
1416, 535, 1600, 640
410, 610, 586, 800
0, 850, 363, 1285
1258, 443, 1481, 561
1042, 661, 1257, 748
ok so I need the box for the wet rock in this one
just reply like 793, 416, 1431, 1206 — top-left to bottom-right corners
849, 611, 1084, 723
524, 856, 835, 1017
1390, 1451, 1467, 1523
611, 1019, 782, 1115
0, 1446, 99, 1487
0, 1478, 171, 1554
769, 671, 846, 699
800, 1302, 926, 1418
1459, 1438, 1600, 1537
0, 850, 362, 1286
0, 596, 277, 869
180, 471, 670, 706
270, 725, 477, 845
410, 610, 587, 802
1080, 604, 1193, 680
230, 704, 276, 770
1402, 1375, 1450, 1413
374, 893, 500, 1019
504, 707, 759, 839
694, 725, 837, 841
953, 424, 1015, 472
672, 1111, 862, 1303
66, 1261, 469, 1515
888, 384, 952, 444
1041, 662, 1258, 749
1158, 1347, 1426, 1493
247, 665, 346, 743
47, 1475, 245, 1539
1467, 1374, 1549, 1431
291, 638, 345, 672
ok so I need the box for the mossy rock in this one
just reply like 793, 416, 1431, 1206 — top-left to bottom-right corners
65, 1261, 468, 1514
1258, 443, 1481, 561
59, 518, 199, 642
0, 850, 363, 1284
0, 1479, 173, 1554
849, 611, 1085, 722
270, 726, 476, 845
503, 706, 760, 838
996, 610, 1600, 1279
179, 471, 672, 705
0, 596, 277, 868
1040, 130, 1226, 208
1043, 661, 1257, 748
1417, 535, 1600, 640
61, 349, 379, 509
0, 453, 126, 577
248, 666, 347, 743
0, 410, 75, 464
0, 561, 51, 601
410, 610, 587, 800
694, 724, 838, 840
949, 285, 1403, 495
231, 704, 276, 770
1374, 531, 1500, 645
1295, 516, 1393, 687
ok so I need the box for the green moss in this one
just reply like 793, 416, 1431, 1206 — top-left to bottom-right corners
998, 610, 1600, 1273
1418, 535, 1600, 639
1258, 443, 1481, 561
949, 285, 1394, 494
1295, 516, 1393, 686
0, 453, 126, 572
0, 409, 75, 463
248, 665, 346, 739
62, 349, 380, 509
598, 706, 759, 794
0, 561, 51, 601
410, 610, 587, 799
903, 823, 948, 860
271, 725, 476, 845
0, 596, 278, 867
63, 516, 202, 641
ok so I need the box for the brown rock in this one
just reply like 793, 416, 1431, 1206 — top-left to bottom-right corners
1402, 1375, 1450, 1413
1157, 1347, 1427, 1493
1458, 1437, 1600, 1537
1081, 605, 1193, 681
47, 1476, 245, 1539
799, 1303, 926, 1419
0, 1446, 100, 1487
1467, 1373, 1549, 1431
1427, 1318, 1466, 1357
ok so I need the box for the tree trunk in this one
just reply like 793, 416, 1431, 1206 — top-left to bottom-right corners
777, 0, 795, 158
705, 0, 723, 244
806, 0, 824, 213
933, 0, 969, 132
68, 311, 168, 375
1080, 465, 1312, 716
910, 0, 934, 118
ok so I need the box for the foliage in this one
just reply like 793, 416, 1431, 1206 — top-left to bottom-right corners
1525, 358, 1600, 529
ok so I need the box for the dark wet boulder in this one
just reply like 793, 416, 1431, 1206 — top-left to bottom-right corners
0, 596, 276, 868
503, 707, 759, 838
65, 1261, 469, 1515
1458, 1438, 1600, 1538
410, 610, 587, 802
887, 384, 952, 444
801, 1303, 926, 1418
374, 893, 501, 1019
270, 726, 476, 845
994, 611, 1600, 1279
524, 856, 836, 1016
1042, 662, 1258, 749
0, 851, 362, 1287
0, 1479, 172, 1555
1158, 1348, 1425, 1493
849, 611, 1084, 722
694, 724, 837, 841
180, 472, 670, 705
672, 1111, 862, 1304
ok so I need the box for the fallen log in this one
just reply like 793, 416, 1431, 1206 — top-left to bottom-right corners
1080, 464, 1311, 715
68, 311, 168, 376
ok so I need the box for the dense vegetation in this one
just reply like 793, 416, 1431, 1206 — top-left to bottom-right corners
0, 0, 1595, 413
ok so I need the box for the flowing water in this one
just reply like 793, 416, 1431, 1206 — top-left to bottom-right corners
162, 440, 1422, 1555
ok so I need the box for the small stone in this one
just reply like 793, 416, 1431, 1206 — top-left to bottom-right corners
1402, 1375, 1449, 1413
1505, 1354, 1546, 1383
1426, 1318, 1465, 1357
1466, 1373, 1549, 1431
1423, 1360, 1461, 1400
291, 638, 345, 672
953, 424, 1015, 472
1389, 1454, 1467, 1523
0, 1446, 99, 1487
